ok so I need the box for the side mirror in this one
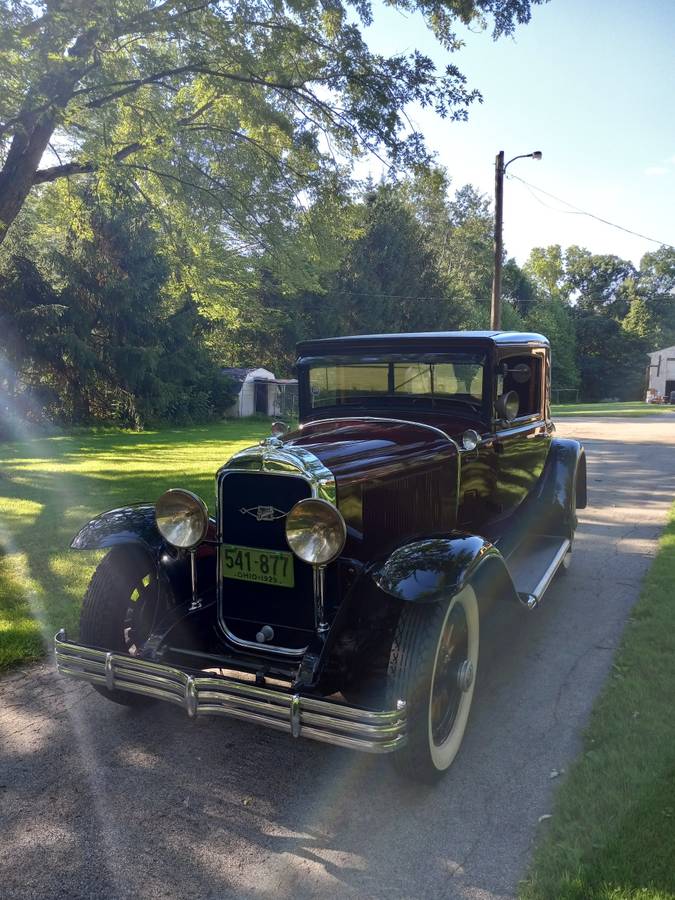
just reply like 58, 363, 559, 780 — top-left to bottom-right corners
495, 390, 520, 422
502, 362, 531, 384
510, 363, 531, 384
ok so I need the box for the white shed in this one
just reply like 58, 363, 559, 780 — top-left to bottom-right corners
222, 368, 298, 418
223, 367, 277, 417
647, 346, 675, 401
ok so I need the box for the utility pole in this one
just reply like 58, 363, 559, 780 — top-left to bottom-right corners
490, 149, 542, 330
490, 151, 505, 330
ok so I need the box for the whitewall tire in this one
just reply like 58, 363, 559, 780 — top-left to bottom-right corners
387, 584, 480, 782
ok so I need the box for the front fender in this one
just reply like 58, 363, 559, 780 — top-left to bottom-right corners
70, 505, 218, 643
70, 503, 165, 552
70, 503, 218, 553
371, 534, 518, 605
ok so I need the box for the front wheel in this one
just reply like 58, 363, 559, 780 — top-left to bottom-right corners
387, 585, 479, 782
79, 546, 161, 707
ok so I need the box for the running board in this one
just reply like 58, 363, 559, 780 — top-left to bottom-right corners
507, 537, 571, 610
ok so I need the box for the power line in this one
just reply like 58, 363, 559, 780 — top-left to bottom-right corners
506, 173, 674, 250
331, 290, 459, 300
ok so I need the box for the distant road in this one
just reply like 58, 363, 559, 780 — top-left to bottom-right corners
1, 417, 674, 900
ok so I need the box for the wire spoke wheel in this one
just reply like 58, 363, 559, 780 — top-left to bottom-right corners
122, 571, 159, 657
388, 584, 480, 781
80, 546, 162, 707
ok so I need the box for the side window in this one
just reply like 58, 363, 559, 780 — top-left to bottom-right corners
498, 354, 543, 419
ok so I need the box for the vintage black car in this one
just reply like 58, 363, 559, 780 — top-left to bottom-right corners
56, 331, 586, 781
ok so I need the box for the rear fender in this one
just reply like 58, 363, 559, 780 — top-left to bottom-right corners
371, 534, 519, 606
523, 438, 587, 540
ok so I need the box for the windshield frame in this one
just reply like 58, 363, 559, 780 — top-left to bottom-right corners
297, 350, 491, 422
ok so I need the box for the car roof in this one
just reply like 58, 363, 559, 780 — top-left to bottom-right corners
297, 331, 549, 357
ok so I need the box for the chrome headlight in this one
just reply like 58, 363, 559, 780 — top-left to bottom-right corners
155, 489, 208, 549
285, 498, 346, 566
461, 428, 480, 451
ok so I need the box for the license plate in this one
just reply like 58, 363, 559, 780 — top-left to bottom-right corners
222, 544, 295, 588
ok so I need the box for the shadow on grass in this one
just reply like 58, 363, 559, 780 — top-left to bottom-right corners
0, 420, 270, 669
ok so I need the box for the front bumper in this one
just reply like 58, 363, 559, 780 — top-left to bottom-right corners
54, 631, 406, 754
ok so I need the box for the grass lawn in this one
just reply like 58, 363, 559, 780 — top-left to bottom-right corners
520, 500, 675, 900
0, 419, 270, 671
552, 401, 675, 418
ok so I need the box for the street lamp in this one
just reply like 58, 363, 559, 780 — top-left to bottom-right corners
490, 149, 542, 330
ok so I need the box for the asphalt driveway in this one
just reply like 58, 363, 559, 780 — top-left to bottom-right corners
1, 417, 674, 900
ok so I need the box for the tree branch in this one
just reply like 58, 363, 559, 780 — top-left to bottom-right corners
32, 142, 144, 184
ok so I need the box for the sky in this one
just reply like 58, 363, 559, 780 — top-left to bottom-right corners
362, 0, 675, 266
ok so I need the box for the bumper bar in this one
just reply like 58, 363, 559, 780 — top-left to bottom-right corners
54, 631, 406, 754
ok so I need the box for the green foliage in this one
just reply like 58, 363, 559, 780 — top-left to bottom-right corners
0, 195, 235, 429
324, 183, 456, 334
636, 247, 675, 350
522, 243, 675, 401
527, 299, 579, 390
444, 183, 494, 309
503, 257, 537, 316
565, 246, 637, 317
574, 311, 646, 402
229, 171, 534, 372
0, 0, 544, 251
521, 501, 675, 900
524, 245, 569, 304
621, 287, 652, 341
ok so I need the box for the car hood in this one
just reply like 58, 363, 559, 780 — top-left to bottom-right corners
282, 417, 457, 486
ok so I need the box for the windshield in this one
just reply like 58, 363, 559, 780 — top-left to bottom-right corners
305, 353, 486, 411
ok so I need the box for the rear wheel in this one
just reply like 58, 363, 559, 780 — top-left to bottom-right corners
80, 546, 160, 707
387, 585, 479, 782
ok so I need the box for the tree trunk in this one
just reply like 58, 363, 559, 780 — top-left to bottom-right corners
0, 29, 98, 247
0, 110, 57, 246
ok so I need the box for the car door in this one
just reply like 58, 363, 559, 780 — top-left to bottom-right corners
493, 348, 552, 518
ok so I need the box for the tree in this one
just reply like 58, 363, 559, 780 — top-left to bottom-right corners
523, 245, 569, 304
405, 173, 529, 329
621, 279, 653, 341
0, 253, 67, 427
526, 299, 578, 391
574, 311, 646, 401
0, 0, 543, 250
502, 257, 536, 317
636, 246, 675, 349
0, 192, 234, 426
564, 246, 636, 317
442, 184, 494, 322
324, 183, 455, 334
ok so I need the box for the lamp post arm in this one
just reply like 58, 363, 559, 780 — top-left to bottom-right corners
504, 153, 534, 172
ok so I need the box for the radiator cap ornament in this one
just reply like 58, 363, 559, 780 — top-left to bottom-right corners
260, 420, 288, 448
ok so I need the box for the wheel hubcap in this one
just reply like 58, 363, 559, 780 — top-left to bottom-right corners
456, 659, 474, 692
